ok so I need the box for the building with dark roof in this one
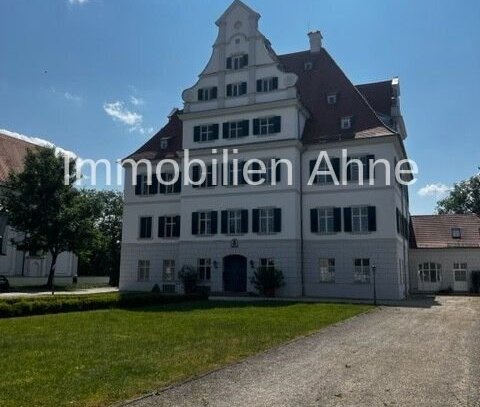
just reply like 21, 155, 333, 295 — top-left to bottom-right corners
409, 214, 480, 293
0, 131, 78, 283
120, 0, 410, 300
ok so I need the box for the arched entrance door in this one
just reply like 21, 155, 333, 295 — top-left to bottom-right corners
223, 255, 247, 293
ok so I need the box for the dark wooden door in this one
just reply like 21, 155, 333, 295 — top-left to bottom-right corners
223, 255, 247, 292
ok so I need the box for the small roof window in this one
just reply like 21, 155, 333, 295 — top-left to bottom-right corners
160, 139, 168, 150
340, 116, 352, 130
327, 92, 338, 105
304, 61, 313, 71
451, 228, 462, 239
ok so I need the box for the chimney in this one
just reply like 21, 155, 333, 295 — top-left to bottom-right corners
308, 31, 323, 53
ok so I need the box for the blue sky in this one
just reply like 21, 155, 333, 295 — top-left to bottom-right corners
0, 0, 479, 214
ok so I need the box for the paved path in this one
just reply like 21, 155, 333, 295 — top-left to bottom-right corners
0, 286, 118, 298
125, 296, 480, 407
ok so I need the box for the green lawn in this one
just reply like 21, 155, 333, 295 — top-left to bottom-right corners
0, 301, 372, 407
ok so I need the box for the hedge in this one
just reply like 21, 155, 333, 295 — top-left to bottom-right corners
0, 292, 207, 319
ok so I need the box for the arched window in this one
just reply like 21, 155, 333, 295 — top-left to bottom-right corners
418, 262, 442, 283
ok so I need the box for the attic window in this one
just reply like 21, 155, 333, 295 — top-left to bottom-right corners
327, 93, 338, 105
451, 228, 462, 239
160, 139, 168, 150
340, 116, 352, 130
304, 61, 313, 71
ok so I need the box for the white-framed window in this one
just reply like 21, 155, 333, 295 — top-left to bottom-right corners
314, 159, 334, 184
228, 210, 242, 235
139, 174, 153, 195
453, 262, 467, 282
139, 216, 152, 239
451, 228, 462, 239
198, 87, 217, 101
165, 216, 176, 238
354, 258, 370, 283
231, 54, 248, 70
259, 208, 275, 234
227, 161, 244, 186
229, 82, 247, 97
160, 139, 168, 149
259, 258, 275, 272
257, 77, 278, 92
199, 125, 215, 142
198, 165, 214, 188
304, 61, 313, 71
137, 260, 150, 281
199, 212, 213, 235
162, 173, 176, 194
341, 116, 352, 130
198, 258, 211, 281
259, 117, 276, 135
326, 93, 337, 104
348, 155, 370, 182
418, 262, 442, 283
315, 207, 335, 234
319, 258, 335, 282
163, 259, 175, 281
351, 206, 369, 233
226, 121, 244, 138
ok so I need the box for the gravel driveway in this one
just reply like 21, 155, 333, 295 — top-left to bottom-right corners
124, 296, 480, 407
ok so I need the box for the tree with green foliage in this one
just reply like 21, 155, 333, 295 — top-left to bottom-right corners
77, 189, 123, 285
437, 172, 480, 215
0, 147, 97, 291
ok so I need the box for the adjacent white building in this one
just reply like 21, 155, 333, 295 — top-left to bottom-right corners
119, 0, 410, 300
0, 132, 78, 284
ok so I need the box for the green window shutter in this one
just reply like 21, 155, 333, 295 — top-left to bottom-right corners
197, 89, 203, 101
241, 210, 249, 233
226, 57, 232, 69
309, 160, 317, 184
333, 208, 342, 232
368, 206, 377, 232
275, 159, 281, 183
191, 213, 199, 235
272, 77, 278, 89
344, 208, 352, 232
211, 87, 217, 99
223, 122, 229, 139
273, 208, 282, 232
251, 161, 261, 183
226, 84, 232, 97
241, 120, 249, 137
210, 211, 218, 234
310, 209, 318, 233
212, 124, 219, 140
272, 116, 281, 133
256, 79, 262, 92
240, 82, 247, 95
192, 165, 200, 188
174, 173, 181, 193
193, 126, 200, 142
149, 175, 158, 194
252, 209, 259, 233
346, 156, 352, 181
242, 54, 248, 67
252, 119, 260, 135
158, 216, 165, 237
174, 216, 181, 237
221, 210, 228, 234
331, 157, 340, 183
135, 175, 142, 195
159, 174, 166, 194
365, 154, 375, 181
396, 208, 400, 233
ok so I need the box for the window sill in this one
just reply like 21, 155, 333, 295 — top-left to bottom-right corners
319, 280, 335, 284
255, 232, 278, 236
314, 232, 339, 236
353, 281, 371, 284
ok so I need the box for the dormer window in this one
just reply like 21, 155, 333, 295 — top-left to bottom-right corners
451, 228, 462, 239
304, 61, 313, 71
327, 93, 338, 105
226, 54, 248, 70
256, 77, 278, 93
341, 116, 353, 130
160, 139, 168, 150
197, 87, 217, 101
226, 82, 247, 97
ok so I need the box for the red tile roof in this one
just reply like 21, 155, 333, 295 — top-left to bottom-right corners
410, 214, 480, 249
125, 48, 396, 160
0, 132, 42, 184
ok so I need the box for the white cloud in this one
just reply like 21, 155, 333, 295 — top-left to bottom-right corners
0, 128, 78, 159
68, 0, 88, 4
64, 92, 82, 103
418, 183, 452, 197
130, 96, 144, 106
103, 101, 142, 126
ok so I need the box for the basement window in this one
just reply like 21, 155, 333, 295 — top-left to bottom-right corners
451, 228, 462, 239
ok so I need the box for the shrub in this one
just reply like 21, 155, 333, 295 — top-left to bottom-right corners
0, 292, 207, 319
250, 266, 285, 297
151, 283, 161, 294
178, 265, 198, 294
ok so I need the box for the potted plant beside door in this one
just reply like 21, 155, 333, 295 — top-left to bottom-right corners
250, 266, 285, 297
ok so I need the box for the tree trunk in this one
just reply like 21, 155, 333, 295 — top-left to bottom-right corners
46, 251, 58, 294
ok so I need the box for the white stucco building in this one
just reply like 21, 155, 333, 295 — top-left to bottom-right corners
0, 132, 78, 284
119, 0, 411, 300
